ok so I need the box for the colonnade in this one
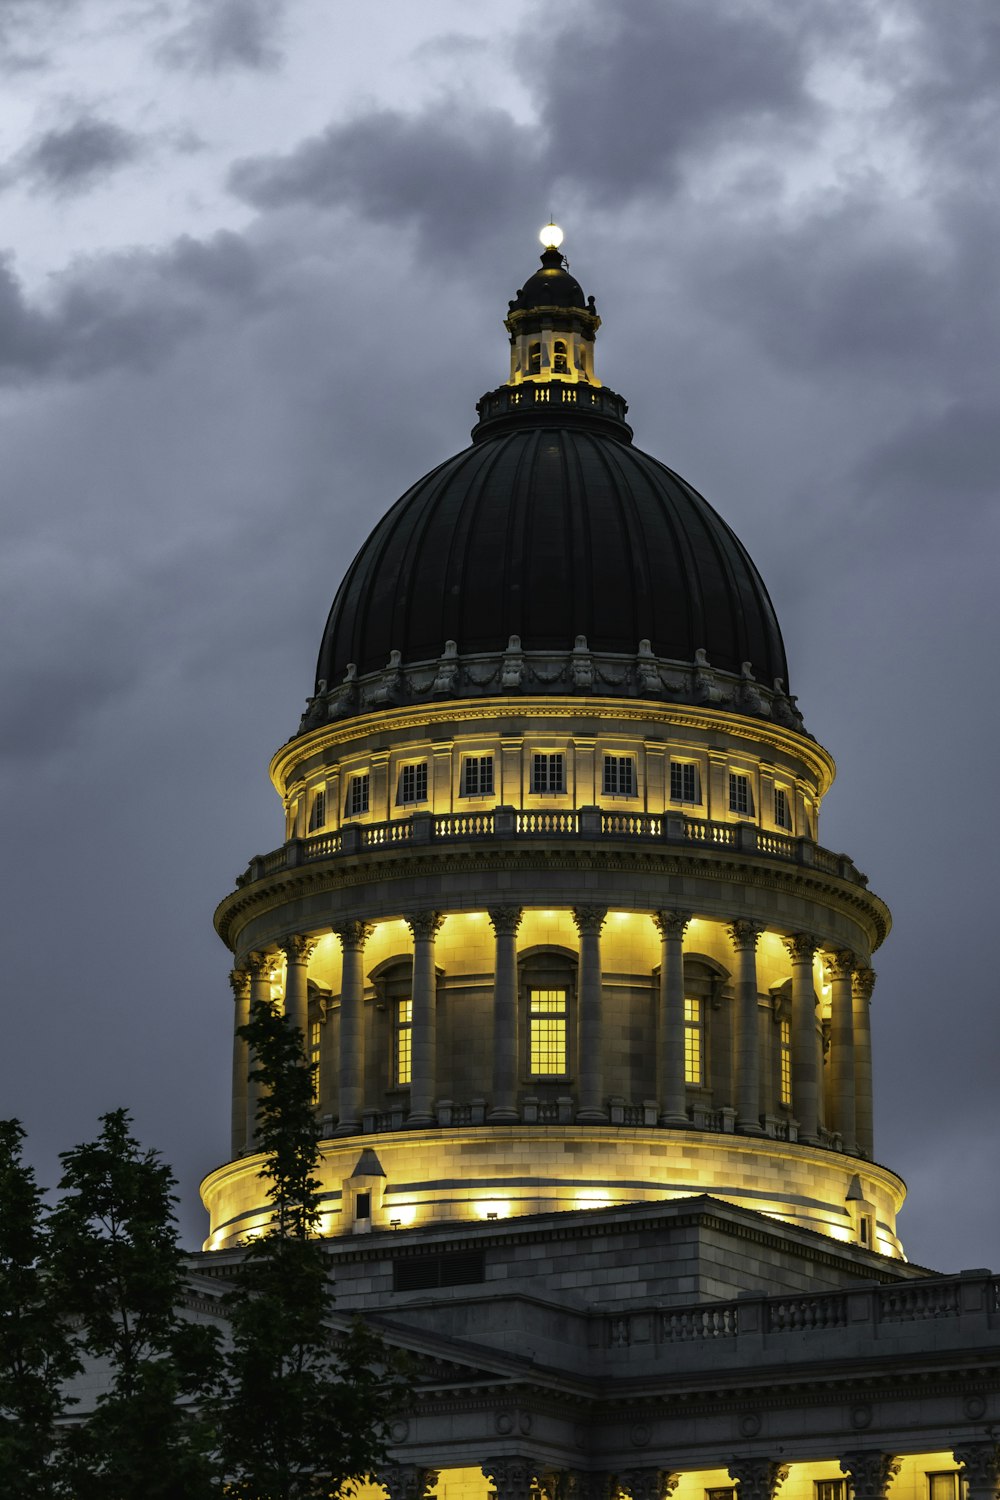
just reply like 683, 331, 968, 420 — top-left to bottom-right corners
229, 908, 876, 1161
373, 1447, 1000, 1500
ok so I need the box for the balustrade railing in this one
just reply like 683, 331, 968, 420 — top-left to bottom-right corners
236, 808, 868, 889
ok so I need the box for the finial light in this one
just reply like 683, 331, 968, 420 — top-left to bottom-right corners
539, 220, 564, 249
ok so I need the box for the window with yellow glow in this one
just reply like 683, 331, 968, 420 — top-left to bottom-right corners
928, 1475, 965, 1500
308, 789, 326, 831
774, 785, 792, 830
394, 998, 412, 1086
529, 989, 567, 1075
602, 754, 635, 796
347, 773, 369, 817
779, 1017, 792, 1106
728, 771, 753, 816
816, 1481, 846, 1500
310, 1021, 321, 1104
684, 997, 704, 1085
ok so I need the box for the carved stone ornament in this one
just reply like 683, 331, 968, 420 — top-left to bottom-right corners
407, 911, 445, 942
482, 1458, 541, 1500
783, 932, 816, 964
953, 1446, 1000, 1500
280, 932, 318, 964
839, 1451, 901, 1500
333, 920, 372, 951
728, 918, 765, 952
618, 1468, 677, 1500
572, 905, 608, 936
827, 948, 857, 981
653, 910, 691, 941
228, 967, 250, 1000
245, 950, 274, 981
853, 967, 877, 1003
728, 1461, 790, 1500
379, 1467, 439, 1500
488, 906, 524, 937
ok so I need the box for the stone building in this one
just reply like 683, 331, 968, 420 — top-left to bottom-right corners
195, 228, 1000, 1500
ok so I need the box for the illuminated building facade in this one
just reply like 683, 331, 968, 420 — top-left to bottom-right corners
197, 229, 1000, 1500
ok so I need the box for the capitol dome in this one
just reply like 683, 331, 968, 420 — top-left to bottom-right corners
307, 239, 800, 734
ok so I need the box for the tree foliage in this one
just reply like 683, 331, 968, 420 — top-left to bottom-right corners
48, 1109, 222, 1500
219, 1000, 402, 1500
0, 1119, 79, 1499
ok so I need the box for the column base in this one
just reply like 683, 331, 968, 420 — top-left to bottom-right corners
333, 1120, 361, 1137
659, 1112, 691, 1128
487, 1107, 520, 1123
576, 1108, 609, 1124
406, 1111, 436, 1128
738, 1119, 766, 1136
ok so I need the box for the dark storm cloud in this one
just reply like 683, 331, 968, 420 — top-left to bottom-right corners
15, 115, 142, 196
228, 102, 534, 255
859, 402, 1000, 512
0, 230, 267, 384
158, 0, 287, 73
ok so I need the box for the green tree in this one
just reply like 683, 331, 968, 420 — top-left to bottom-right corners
0, 1119, 80, 1499
48, 1110, 222, 1500
220, 1000, 401, 1500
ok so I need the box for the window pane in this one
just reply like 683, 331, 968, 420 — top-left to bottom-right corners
532, 753, 564, 793
529, 988, 567, 1075
462, 755, 494, 796
395, 998, 412, 1085
603, 755, 635, 796
349, 774, 370, 816
399, 762, 428, 804
684, 996, 703, 1085
774, 787, 791, 829
779, 1017, 791, 1106
729, 772, 751, 815
670, 762, 698, 802
308, 789, 326, 830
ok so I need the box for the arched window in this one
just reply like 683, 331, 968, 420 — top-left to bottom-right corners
528, 342, 542, 375
552, 339, 568, 374
518, 946, 577, 1081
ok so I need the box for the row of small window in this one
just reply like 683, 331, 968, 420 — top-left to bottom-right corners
307, 758, 794, 828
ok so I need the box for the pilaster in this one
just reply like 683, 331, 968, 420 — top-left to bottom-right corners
729, 918, 766, 1134
407, 912, 444, 1126
573, 905, 607, 1122
653, 910, 690, 1125
489, 906, 523, 1122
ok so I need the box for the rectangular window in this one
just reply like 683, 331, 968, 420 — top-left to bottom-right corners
529, 988, 568, 1075
355, 1191, 371, 1220
779, 1017, 792, 1107
310, 1020, 321, 1104
728, 771, 753, 816
706, 1490, 736, 1500
928, 1477, 963, 1500
347, 773, 370, 817
816, 1485, 846, 1500
531, 752, 565, 794
670, 761, 699, 803
602, 754, 635, 796
397, 761, 428, 805
684, 997, 704, 1086
461, 755, 494, 797
774, 786, 792, 829
308, 789, 326, 831
394, 998, 412, 1086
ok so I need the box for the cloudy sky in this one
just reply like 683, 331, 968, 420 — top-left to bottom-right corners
1, 0, 998, 1268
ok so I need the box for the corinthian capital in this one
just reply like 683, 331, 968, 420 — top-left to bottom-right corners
652, 910, 690, 940
229, 967, 250, 1001
953, 1445, 1000, 1500
572, 905, 607, 936
482, 1459, 540, 1500
728, 918, 765, 952
728, 1462, 789, 1500
280, 933, 318, 964
827, 948, 857, 981
379, 1468, 439, 1500
783, 932, 816, 963
618, 1471, 679, 1500
333, 920, 372, 952
245, 950, 275, 981
839, 1452, 901, 1500
852, 966, 877, 1002
488, 906, 523, 937
407, 911, 444, 942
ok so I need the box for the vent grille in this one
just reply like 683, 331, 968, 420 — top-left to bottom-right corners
393, 1250, 485, 1292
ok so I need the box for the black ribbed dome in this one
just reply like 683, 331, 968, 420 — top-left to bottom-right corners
315, 410, 789, 697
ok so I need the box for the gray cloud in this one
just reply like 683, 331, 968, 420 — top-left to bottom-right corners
16, 114, 142, 196
158, 0, 287, 73
0, 230, 268, 385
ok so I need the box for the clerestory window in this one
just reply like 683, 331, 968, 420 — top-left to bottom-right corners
531, 753, 565, 794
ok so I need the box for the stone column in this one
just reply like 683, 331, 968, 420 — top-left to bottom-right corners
728, 1461, 789, 1500
729, 919, 766, 1134
229, 967, 250, 1156
785, 933, 820, 1144
280, 933, 317, 1052
954, 1445, 1000, 1500
618, 1471, 679, 1500
573, 906, 607, 1122
488, 906, 523, 1122
245, 950, 274, 1147
853, 965, 876, 1159
482, 1459, 543, 1500
333, 921, 371, 1135
379, 1467, 439, 1500
407, 912, 443, 1126
828, 949, 857, 1152
653, 911, 690, 1126
839, 1452, 901, 1500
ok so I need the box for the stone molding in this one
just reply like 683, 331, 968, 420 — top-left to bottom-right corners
280, 932, 317, 964
245, 950, 274, 980
228, 967, 250, 1000
482, 1458, 544, 1500
379, 1467, 439, 1500
953, 1445, 1000, 1500
839, 1452, 901, 1500
853, 967, 877, 1002
729, 918, 765, 952
828, 948, 858, 979
407, 912, 445, 942
617, 1470, 679, 1500
652, 910, 691, 940
488, 906, 524, 937
572, 905, 608, 935
784, 932, 817, 963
